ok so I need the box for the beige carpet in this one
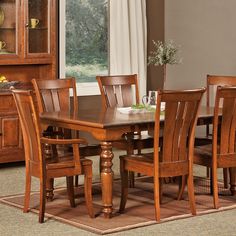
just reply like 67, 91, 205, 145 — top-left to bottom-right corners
0, 177, 235, 235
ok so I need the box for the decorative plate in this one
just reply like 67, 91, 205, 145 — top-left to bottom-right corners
0, 7, 4, 27
117, 106, 156, 114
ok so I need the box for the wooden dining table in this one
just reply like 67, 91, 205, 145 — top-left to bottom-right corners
40, 106, 236, 218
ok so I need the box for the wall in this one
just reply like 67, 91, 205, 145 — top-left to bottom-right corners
165, 0, 236, 91
146, 0, 165, 91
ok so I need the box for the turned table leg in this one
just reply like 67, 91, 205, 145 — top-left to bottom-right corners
229, 167, 236, 195
100, 141, 114, 218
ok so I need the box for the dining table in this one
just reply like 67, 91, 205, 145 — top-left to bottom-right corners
40, 106, 236, 218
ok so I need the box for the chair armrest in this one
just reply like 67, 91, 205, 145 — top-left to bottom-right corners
40, 137, 88, 146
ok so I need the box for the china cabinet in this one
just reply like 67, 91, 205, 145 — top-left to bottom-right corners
0, 0, 57, 163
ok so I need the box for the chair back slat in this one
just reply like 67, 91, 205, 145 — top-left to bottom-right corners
162, 101, 178, 162
214, 87, 236, 155
97, 74, 139, 108
114, 85, 123, 107
156, 89, 205, 166
104, 86, 117, 107
121, 85, 134, 107
41, 90, 55, 112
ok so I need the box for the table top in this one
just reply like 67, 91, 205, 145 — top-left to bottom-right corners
40, 106, 215, 129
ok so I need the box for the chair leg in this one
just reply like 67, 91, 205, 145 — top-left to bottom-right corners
223, 168, 228, 189
46, 178, 54, 201
74, 175, 79, 187
137, 148, 141, 178
212, 167, 219, 209
39, 177, 46, 223
187, 174, 196, 216
154, 176, 161, 222
210, 168, 213, 195
66, 176, 76, 208
229, 167, 236, 195
119, 158, 129, 213
127, 144, 135, 188
177, 175, 186, 201
206, 167, 210, 178
159, 178, 163, 204
23, 166, 31, 213
129, 171, 135, 188
84, 165, 94, 218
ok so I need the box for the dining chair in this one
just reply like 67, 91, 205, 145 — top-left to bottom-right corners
195, 75, 236, 187
32, 78, 101, 190
194, 86, 236, 209
119, 88, 206, 221
197, 75, 236, 141
96, 74, 154, 186
12, 89, 94, 223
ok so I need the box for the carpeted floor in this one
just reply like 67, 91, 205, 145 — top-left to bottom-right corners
1, 176, 235, 235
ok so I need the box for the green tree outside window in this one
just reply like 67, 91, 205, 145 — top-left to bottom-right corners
66, 0, 108, 82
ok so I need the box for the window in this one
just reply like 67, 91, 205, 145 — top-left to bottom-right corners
60, 0, 108, 95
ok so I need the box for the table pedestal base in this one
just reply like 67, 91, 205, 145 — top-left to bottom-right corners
100, 141, 114, 218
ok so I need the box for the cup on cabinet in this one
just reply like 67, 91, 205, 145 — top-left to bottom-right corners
30, 18, 39, 28
0, 41, 6, 50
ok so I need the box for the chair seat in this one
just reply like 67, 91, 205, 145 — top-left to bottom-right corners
194, 144, 213, 167
46, 156, 92, 170
120, 153, 154, 176
121, 153, 154, 163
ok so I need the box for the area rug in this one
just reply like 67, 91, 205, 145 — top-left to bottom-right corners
0, 177, 235, 235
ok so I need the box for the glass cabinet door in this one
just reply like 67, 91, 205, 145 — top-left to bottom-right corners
27, 0, 50, 54
0, 0, 18, 56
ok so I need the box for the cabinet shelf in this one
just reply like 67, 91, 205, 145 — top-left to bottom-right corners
0, 51, 14, 55
0, 27, 16, 30
28, 27, 48, 30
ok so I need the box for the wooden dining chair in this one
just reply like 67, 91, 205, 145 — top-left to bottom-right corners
12, 89, 94, 223
195, 75, 236, 187
119, 88, 206, 221
197, 75, 236, 141
96, 74, 154, 186
32, 78, 101, 190
194, 86, 236, 209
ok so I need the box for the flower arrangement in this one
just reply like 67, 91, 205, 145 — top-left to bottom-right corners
148, 40, 181, 66
148, 40, 181, 88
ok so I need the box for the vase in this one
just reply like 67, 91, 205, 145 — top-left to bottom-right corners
163, 64, 167, 89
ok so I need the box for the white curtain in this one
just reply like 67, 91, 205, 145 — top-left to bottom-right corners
109, 0, 147, 98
